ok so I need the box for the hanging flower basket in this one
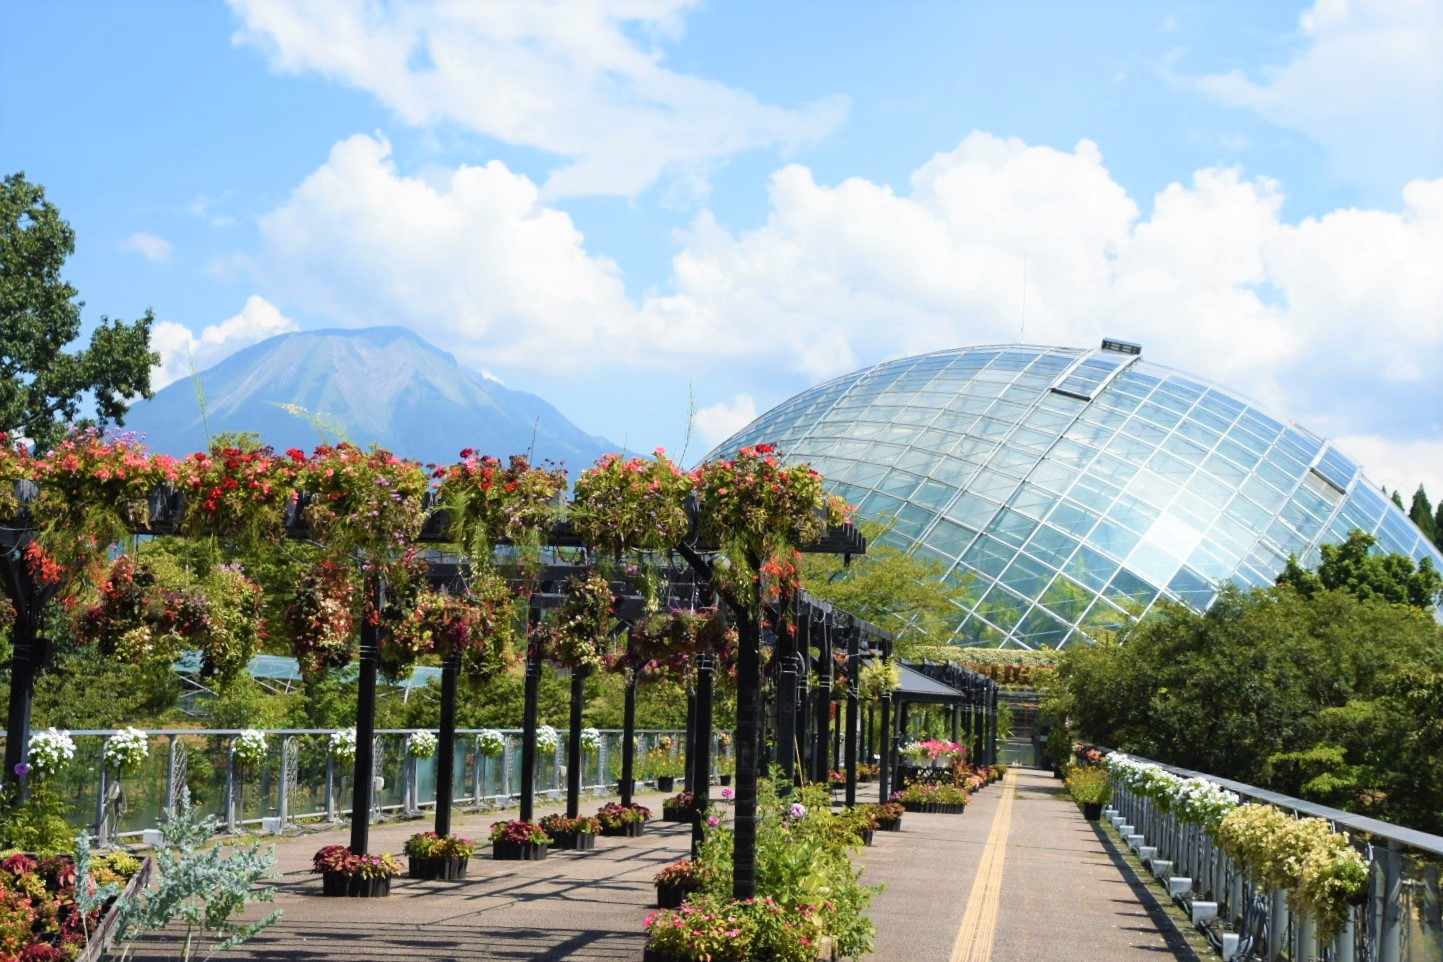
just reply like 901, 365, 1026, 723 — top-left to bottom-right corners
477, 729, 506, 758
435, 452, 566, 562
408, 730, 438, 759
535, 570, 614, 671
569, 450, 693, 558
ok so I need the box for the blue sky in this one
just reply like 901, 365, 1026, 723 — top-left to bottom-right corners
3, 0, 1440, 495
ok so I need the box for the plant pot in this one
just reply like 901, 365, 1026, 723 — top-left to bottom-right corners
492, 839, 549, 861
1082, 802, 1103, 821
655, 881, 699, 909
321, 871, 392, 897
857, 828, 875, 846
662, 807, 697, 824
407, 855, 469, 880
656, 776, 676, 792
551, 830, 596, 851
600, 820, 645, 838
615, 780, 636, 795
876, 819, 902, 832
718, 774, 732, 786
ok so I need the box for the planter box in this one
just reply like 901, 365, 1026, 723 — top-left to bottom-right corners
655, 881, 700, 909
551, 831, 596, 851
901, 801, 967, 815
492, 840, 549, 861
408, 855, 469, 880
876, 819, 903, 832
321, 872, 392, 897
662, 808, 697, 824
75, 855, 156, 961
600, 820, 645, 838
655, 776, 677, 792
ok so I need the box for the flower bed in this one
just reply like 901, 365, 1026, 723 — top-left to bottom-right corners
489, 820, 551, 861
597, 802, 650, 837
538, 815, 599, 851
403, 833, 475, 880
894, 783, 968, 814
0, 850, 146, 960
312, 845, 401, 898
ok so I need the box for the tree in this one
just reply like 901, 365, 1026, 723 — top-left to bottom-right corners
1277, 529, 1442, 610
800, 522, 972, 656
1, 171, 157, 450
1409, 485, 1438, 546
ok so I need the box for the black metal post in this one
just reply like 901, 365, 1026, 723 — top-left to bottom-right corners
989, 685, 999, 766
434, 650, 460, 837
621, 671, 637, 806
520, 607, 541, 824
878, 690, 891, 803
566, 666, 585, 818
775, 597, 799, 790
812, 614, 832, 784
844, 624, 858, 808
1, 533, 55, 795
690, 655, 714, 859
732, 602, 761, 901
349, 574, 383, 854
684, 687, 697, 793
950, 704, 960, 744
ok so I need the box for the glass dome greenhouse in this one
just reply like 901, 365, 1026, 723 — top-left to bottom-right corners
708, 342, 1443, 649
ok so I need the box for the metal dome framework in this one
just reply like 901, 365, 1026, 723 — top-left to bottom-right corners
710, 342, 1443, 650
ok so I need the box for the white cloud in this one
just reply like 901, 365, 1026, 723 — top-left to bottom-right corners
119, 231, 173, 263
227, 0, 847, 198
692, 393, 757, 447
246, 131, 1442, 496
151, 295, 298, 390
1193, 0, 1443, 192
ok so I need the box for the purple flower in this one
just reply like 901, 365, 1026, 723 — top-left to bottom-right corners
707, 816, 719, 827
13, 762, 30, 778
720, 787, 734, 800
789, 802, 806, 819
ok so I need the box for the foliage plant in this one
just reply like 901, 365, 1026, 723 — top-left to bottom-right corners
436, 452, 566, 565
0, 784, 72, 854
384, 575, 522, 680
535, 725, 560, 756
407, 730, 438, 759
569, 449, 693, 558
535, 569, 614, 671
488, 820, 550, 845
476, 729, 506, 758
311, 845, 402, 880
104, 727, 149, 773
26, 728, 75, 781
1065, 765, 1112, 805
293, 443, 429, 576
653, 858, 707, 891
103, 795, 281, 961
0, 845, 142, 959
329, 728, 358, 764
894, 782, 969, 806
284, 560, 356, 676
402, 832, 476, 858
596, 802, 650, 829
537, 814, 599, 837
178, 443, 298, 543
232, 730, 267, 768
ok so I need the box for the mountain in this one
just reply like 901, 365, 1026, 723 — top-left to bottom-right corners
122, 326, 616, 469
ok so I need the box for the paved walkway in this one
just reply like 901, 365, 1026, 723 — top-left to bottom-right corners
124, 769, 1199, 961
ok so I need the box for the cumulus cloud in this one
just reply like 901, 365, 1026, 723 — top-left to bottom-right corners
247, 131, 1442, 493
227, 0, 847, 198
1332, 435, 1443, 511
692, 393, 757, 448
151, 295, 298, 390
119, 231, 173, 263
1193, 0, 1443, 192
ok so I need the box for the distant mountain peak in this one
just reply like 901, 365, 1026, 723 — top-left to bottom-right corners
124, 326, 614, 468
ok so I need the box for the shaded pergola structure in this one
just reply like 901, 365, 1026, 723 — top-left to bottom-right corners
2, 481, 883, 899
886, 661, 999, 788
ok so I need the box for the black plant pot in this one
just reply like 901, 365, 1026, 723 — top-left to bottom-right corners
321, 872, 392, 897
407, 855, 469, 880
492, 840, 549, 861
655, 881, 699, 909
1082, 802, 1103, 821
718, 774, 732, 786
857, 828, 875, 846
552, 831, 596, 851
656, 776, 676, 792
877, 819, 903, 832
662, 807, 697, 824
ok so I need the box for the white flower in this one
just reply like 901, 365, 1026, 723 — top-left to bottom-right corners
536, 725, 559, 755
409, 730, 438, 759
28, 728, 76, 780
104, 727, 150, 773
477, 729, 506, 757
330, 728, 358, 762
580, 727, 601, 753
234, 729, 268, 767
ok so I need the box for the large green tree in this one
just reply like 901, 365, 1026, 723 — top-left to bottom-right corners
1408, 485, 1438, 548
1276, 528, 1442, 610
1, 171, 157, 450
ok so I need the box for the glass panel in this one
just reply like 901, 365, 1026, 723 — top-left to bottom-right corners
1018, 607, 1070, 648
1025, 525, 1079, 569
1166, 565, 1216, 609
1067, 544, 1119, 593
1091, 518, 1141, 561
1046, 500, 1099, 538
1039, 575, 1091, 624
926, 519, 976, 558
961, 535, 1014, 580
999, 553, 1054, 600
946, 492, 1002, 530
1105, 567, 1157, 613
989, 508, 1039, 549
875, 470, 923, 500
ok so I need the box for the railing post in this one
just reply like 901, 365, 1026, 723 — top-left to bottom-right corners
278, 735, 293, 830
1267, 888, 1288, 961
325, 747, 336, 822
95, 735, 111, 847
225, 738, 238, 834
165, 734, 181, 813
1379, 839, 1403, 962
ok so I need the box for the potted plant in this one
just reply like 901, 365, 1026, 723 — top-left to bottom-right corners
865, 801, 905, 832
489, 820, 551, 860
653, 859, 706, 909
233, 729, 268, 769
403, 832, 475, 880
312, 845, 402, 897
661, 791, 700, 824
895, 783, 969, 815
408, 730, 438, 760
1066, 765, 1112, 820
104, 727, 150, 775
477, 728, 506, 760
538, 814, 600, 851
596, 802, 651, 837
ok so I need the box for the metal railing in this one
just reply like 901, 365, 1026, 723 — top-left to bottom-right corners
1107, 755, 1443, 962
2, 727, 707, 845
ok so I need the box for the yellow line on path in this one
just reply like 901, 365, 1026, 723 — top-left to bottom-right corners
948, 774, 1018, 962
